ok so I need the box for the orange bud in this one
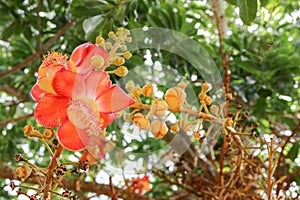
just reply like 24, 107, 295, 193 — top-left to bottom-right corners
194, 131, 201, 139
143, 84, 154, 97
150, 120, 168, 138
115, 66, 128, 76
150, 100, 168, 117
204, 96, 212, 105
201, 82, 212, 92
138, 118, 150, 130
132, 87, 143, 97
96, 36, 105, 46
164, 87, 186, 109
170, 123, 180, 133
133, 113, 144, 125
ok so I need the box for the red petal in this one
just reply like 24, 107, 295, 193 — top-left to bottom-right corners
96, 85, 135, 113
70, 42, 108, 74
57, 119, 88, 151
85, 71, 111, 99
30, 83, 45, 102
34, 94, 70, 127
101, 113, 117, 128
52, 69, 85, 99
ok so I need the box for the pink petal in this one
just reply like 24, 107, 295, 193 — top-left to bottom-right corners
30, 83, 45, 102
34, 94, 70, 127
84, 71, 112, 99
70, 42, 108, 74
96, 85, 135, 113
57, 119, 88, 151
52, 69, 86, 99
101, 113, 117, 128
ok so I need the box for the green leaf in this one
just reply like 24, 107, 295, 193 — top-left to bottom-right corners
226, 0, 237, 5
288, 142, 300, 162
238, 0, 257, 25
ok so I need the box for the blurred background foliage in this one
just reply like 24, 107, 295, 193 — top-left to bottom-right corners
0, 0, 299, 199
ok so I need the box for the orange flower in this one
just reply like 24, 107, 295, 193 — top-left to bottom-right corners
131, 176, 151, 194
33, 69, 135, 151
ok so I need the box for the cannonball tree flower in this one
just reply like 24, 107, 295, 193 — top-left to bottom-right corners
31, 42, 108, 102
33, 69, 135, 152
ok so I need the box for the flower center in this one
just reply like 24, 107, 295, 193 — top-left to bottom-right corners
67, 99, 104, 136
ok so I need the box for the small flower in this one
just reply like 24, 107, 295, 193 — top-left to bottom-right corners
150, 100, 168, 117
131, 176, 151, 194
150, 120, 168, 138
170, 123, 180, 133
164, 87, 186, 109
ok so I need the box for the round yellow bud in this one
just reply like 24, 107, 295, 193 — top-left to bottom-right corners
143, 84, 154, 97
16, 165, 32, 180
164, 87, 186, 109
91, 55, 104, 68
138, 118, 150, 130
133, 113, 144, 125
150, 100, 168, 117
96, 36, 105, 46
115, 66, 128, 77
123, 52, 132, 59
150, 120, 168, 139
108, 31, 115, 38
113, 57, 125, 66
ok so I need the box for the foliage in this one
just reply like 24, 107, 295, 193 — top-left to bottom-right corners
0, 0, 299, 199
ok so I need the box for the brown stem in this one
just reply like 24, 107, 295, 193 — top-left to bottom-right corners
0, 113, 33, 127
43, 144, 64, 200
0, 165, 154, 200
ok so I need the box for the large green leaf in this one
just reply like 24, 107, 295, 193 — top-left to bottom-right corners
238, 0, 257, 25
288, 142, 300, 162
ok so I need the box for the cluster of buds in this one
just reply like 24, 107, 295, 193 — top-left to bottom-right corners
125, 81, 190, 139
96, 28, 132, 76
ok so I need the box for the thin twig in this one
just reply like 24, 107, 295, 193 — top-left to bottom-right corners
0, 113, 33, 127
0, 20, 76, 79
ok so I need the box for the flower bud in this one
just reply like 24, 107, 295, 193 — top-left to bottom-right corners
96, 36, 105, 46
123, 51, 132, 59
150, 100, 168, 117
143, 84, 154, 97
164, 87, 186, 109
133, 113, 144, 125
115, 66, 128, 76
150, 120, 168, 138
16, 165, 32, 180
204, 96, 212, 105
113, 57, 125, 66
201, 82, 212, 92
43, 128, 55, 140
138, 118, 150, 130
193, 131, 201, 139
170, 123, 180, 133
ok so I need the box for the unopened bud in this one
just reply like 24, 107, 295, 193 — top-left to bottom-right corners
115, 66, 128, 76
150, 120, 168, 138
143, 84, 154, 97
43, 128, 55, 140
170, 123, 180, 133
133, 113, 144, 125
138, 118, 150, 130
91, 55, 104, 68
150, 100, 168, 117
164, 87, 186, 109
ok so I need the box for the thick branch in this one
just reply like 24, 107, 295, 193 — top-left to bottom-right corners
0, 165, 154, 200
